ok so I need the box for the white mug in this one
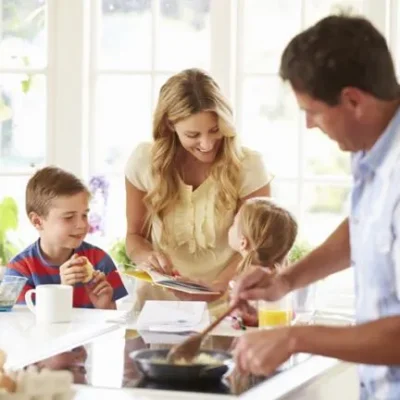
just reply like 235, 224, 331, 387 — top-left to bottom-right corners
25, 284, 73, 323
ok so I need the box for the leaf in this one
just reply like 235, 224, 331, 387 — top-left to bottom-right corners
21, 75, 33, 94
0, 197, 18, 234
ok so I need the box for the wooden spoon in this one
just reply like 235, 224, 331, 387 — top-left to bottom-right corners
166, 302, 239, 364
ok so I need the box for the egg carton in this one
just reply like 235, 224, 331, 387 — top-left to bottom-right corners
0, 366, 74, 399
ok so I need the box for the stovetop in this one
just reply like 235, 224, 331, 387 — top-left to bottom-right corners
29, 332, 309, 396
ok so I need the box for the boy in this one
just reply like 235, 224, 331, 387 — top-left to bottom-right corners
5, 166, 127, 309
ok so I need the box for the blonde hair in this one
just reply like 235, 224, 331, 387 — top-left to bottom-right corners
26, 166, 90, 217
145, 68, 242, 240
236, 198, 298, 273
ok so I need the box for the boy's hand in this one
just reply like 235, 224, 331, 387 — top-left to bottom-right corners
60, 254, 89, 285
84, 271, 115, 309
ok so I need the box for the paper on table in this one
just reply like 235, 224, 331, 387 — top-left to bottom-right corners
138, 310, 211, 345
136, 301, 207, 332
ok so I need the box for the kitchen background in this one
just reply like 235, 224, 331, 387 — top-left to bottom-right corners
0, 0, 398, 312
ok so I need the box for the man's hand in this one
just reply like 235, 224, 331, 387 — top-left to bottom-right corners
60, 254, 89, 285
85, 271, 115, 309
233, 327, 295, 376
230, 266, 291, 304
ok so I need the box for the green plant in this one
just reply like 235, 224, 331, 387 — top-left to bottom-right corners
0, 197, 20, 265
288, 240, 313, 264
109, 238, 131, 267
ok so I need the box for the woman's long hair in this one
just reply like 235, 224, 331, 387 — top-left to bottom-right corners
144, 69, 243, 242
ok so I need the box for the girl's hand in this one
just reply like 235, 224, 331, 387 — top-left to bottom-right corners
231, 301, 258, 329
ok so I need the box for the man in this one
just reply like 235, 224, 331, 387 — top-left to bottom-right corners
231, 14, 400, 400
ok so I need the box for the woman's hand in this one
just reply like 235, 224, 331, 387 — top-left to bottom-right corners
140, 251, 174, 275
168, 276, 226, 302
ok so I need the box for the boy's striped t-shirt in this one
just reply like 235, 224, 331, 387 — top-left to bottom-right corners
6, 240, 128, 308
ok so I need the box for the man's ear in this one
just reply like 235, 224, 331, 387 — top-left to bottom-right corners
29, 212, 44, 231
341, 87, 366, 119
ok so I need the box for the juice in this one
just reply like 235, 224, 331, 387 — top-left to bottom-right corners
258, 309, 292, 328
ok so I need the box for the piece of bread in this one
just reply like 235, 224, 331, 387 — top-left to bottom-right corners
82, 257, 94, 283
0, 372, 16, 393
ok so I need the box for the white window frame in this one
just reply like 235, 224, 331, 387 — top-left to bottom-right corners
1, 0, 399, 310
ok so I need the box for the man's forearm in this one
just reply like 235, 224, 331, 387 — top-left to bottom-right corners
283, 218, 350, 290
292, 316, 400, 365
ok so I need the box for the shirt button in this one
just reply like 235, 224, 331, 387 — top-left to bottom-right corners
351, 260, 355, 266
352, 217, 359, 224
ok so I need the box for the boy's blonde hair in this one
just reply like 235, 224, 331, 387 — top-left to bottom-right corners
237, 198, 298, 273
145, 68, 242, 242
26, 166, 90, 217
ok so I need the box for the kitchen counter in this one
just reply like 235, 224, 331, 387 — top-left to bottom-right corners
0, 306, 359, 399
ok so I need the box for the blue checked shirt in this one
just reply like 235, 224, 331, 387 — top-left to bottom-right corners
350, 107, 400, 399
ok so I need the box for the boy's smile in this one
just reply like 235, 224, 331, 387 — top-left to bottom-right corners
30, 191, 90, 264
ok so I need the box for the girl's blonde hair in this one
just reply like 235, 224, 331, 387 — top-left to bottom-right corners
144, 68, 242, 241
237, 198, 298, 273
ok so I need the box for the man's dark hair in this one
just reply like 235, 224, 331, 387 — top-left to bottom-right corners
280, 15, 400, 105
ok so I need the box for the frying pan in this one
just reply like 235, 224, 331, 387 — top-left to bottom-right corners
129, 349, 233, 381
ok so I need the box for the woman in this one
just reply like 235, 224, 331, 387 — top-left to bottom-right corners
124, 68, 271, 315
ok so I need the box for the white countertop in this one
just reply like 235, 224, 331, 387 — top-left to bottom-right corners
0, 306, 358, 399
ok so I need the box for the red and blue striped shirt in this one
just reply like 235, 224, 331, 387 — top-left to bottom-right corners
6, 240, 128, 308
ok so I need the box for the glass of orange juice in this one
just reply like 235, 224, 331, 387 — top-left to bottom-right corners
257, 295, 293, 329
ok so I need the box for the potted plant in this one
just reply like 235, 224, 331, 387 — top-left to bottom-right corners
288, 240, 317, 314
0, 197, 20, 279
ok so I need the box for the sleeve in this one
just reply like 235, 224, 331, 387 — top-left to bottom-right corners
393, 202, 400, 299
124, 142, 152, 191
239, 148, 274, 198
95, 252, 128, 302
5, 262, 34, 304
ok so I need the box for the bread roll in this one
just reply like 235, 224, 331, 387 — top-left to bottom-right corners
0, 372, 16, 393
82, 257, 94, 283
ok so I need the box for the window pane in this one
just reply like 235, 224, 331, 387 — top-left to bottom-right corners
0, 176, 36, 256
243, 0, 301, 74
305, 0, 364, 27
303, 183, 351, 246
0, 74, 46, 171
155, 0, 210, 71
303, 127, 351, 177
100, 0, 152, 70
93, 75, 152, 173
0, 0, 47, 68
241, 77, 299, 178
271, 180, 299, 218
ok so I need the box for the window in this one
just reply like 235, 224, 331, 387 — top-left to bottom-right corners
1, 0, 399, 311
0, 0, 47, 245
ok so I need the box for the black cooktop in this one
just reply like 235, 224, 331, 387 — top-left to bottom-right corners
29, 333, 309, 396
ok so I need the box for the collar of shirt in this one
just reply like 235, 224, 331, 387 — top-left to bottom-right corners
352, 106, 400, 181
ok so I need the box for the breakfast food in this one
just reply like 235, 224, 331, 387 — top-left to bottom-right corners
0, 371, 16, 393
82, 257, 94, 283
153, 353, 222, 366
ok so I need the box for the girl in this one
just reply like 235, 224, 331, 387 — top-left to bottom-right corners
228, 197, 298, 328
